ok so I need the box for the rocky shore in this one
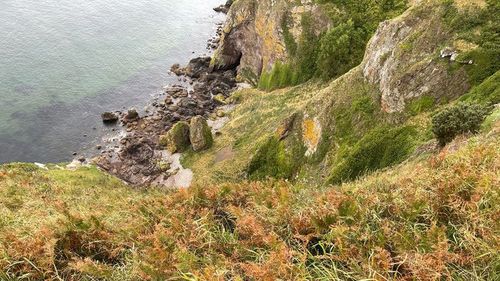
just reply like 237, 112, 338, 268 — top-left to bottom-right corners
92, 4, 239, 188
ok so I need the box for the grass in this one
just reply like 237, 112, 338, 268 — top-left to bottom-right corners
1, 119, 498, 280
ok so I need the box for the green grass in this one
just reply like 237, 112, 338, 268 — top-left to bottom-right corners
328, 125, 419, 184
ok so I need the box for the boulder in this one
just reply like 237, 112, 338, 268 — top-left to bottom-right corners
185, 57, 211, 78
189, 116, 213, 152
124, 108, 139, 121
101, 112, 119, 123
170, 63, 185, 76
159, 121, 191, 153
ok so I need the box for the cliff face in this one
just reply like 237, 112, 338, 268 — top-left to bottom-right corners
211, 0, 331, 81
191, 0, 498, 186
362, 1, 471, 113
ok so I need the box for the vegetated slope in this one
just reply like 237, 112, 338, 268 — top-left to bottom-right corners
1, 0, 499, 280
185, 0, 499, 186
0, 113, 498, 280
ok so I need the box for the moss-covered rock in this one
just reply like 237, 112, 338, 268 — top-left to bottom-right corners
189, 116, 213, 152
159, 121, 191, 153
247, 112, 306, 180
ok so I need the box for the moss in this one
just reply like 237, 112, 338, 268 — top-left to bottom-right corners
239, 67, 259, 86
408, 95, 436, 115
281, 11, 297, 56
247, 118, 307, 180
159, 121, 190, 153
351, 95, 376, 115
328, 125, 418, 184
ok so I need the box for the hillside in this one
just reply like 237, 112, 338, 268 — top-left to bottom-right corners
1, 0, 499, 280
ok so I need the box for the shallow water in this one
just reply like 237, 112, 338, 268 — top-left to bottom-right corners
0, 0, 224, 163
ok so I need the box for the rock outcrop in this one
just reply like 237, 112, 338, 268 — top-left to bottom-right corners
159, 121, 191, 153
362, 2, 470, 113
211, 0, 331, 82
189, 116, 213, 152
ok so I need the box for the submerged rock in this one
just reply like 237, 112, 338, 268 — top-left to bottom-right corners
159, 121, 191, 153
189, 116, 213, 152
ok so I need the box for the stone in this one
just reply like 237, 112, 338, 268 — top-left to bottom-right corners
124, 108, 139, 121
216, 109, 225, 117
213, 93, 227, 105
159, 121, 191, 153
101, 111, 119, 123
189, 116, 213, 152
170, 63, 185, 76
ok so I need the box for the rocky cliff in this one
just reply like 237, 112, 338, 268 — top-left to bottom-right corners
362, 1, 471, 113
186, 0, 498, 186
1, 0, 499, 279
211, 0, 331, 82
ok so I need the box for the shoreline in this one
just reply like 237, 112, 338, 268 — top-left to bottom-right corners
90, 3, 238, 188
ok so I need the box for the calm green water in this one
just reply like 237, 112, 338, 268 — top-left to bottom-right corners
0, 0, 224, 163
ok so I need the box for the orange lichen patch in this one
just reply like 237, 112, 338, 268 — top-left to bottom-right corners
302, 118, 321, 156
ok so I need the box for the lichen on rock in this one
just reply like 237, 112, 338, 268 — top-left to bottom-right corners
302, 117, 321, 157
159, 121, 191, 153
189, 116, 214, 152
362, 1, 470, 113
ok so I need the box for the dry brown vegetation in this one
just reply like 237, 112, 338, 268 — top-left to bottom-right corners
1, 120, 498, 280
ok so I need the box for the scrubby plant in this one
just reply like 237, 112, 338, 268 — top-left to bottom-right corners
316, 20, 365, 80
442, 0, 500, 85
247, 135, 305, 180
431, 102, 489, 146
328, 125, 418, 184
2, 130, 499, 280
263, 0, 408, 91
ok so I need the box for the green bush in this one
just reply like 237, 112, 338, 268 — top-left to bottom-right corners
258, 62, 298, 91
316, 20, 366, 80
328, 126, 417, 184
432, 102, 490, 146
263, 0, 408, 90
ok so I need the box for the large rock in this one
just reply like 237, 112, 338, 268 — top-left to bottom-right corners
189, 116, 213, 152
101, 111, 119, 123
361, 2, 470, 113
159, 121, 191, 153
211, 0, 331, 82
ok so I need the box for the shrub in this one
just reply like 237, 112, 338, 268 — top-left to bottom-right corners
316, 20, 366, 80
431, 102, 489, 146
258, 62, 298, 91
